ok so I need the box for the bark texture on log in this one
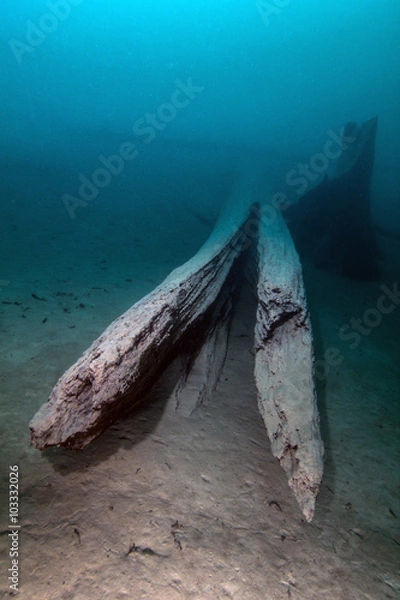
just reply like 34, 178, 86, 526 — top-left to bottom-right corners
30, 160, 324, 521
171, 292, 234, 417
29, 167, 259, 450
254, 209, 324, 522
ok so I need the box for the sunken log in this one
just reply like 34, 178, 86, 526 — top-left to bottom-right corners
254, 208, 324, 522
29, 164, 260, 451
285, 116, 380, 280
30, 160, 324, 520
170, 289, 235, 417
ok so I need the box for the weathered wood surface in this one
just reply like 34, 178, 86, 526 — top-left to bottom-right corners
29, 166, 259, 450
254, 208, 324, 521
30, 160, 324, 520
170, 290, 234, 417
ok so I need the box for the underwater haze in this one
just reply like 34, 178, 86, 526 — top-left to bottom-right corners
0, 1, 400, 599
1, 0, 400, 225
1, 2, 400, 146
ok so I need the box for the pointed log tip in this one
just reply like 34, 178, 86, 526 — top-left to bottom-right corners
288, 474, 322, 522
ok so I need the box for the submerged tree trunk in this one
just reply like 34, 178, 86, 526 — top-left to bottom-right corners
29, 165, 259, 451
170, 287, 236, 417
254, 209, 324, 522
30, 160, 324, 521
